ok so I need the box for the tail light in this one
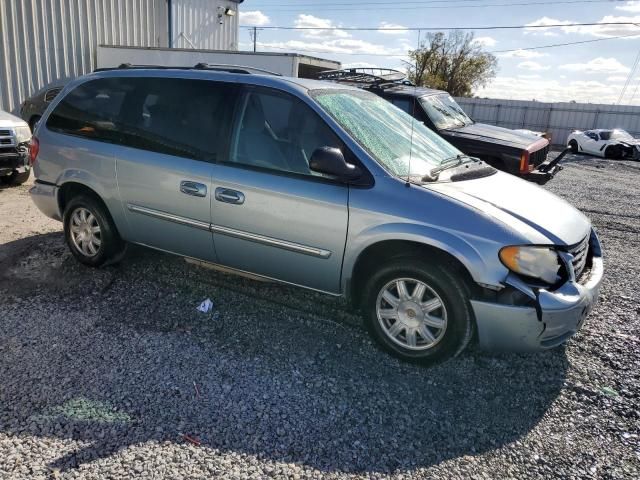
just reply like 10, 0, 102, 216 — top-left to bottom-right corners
29, 136, 39, 165
519, 150, 530, 173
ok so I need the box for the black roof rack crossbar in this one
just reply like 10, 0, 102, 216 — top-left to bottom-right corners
316, 68, 410, 88
93, 63, 281, 76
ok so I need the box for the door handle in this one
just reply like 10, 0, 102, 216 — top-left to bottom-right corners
215, 187, 245, 205
180, 181, 207, 197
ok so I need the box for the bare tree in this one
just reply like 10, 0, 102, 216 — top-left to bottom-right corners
405, 31, 498, 97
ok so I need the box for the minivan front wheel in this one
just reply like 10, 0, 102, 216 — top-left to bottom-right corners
63, 195, 123, 267
363, 260, 474, 364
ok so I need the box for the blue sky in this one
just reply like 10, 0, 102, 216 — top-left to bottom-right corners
238, 0, 640, 104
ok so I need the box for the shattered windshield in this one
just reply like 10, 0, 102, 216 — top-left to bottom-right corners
608, 129, 633, 140
419, 94, 473, 130
312, 89, 462, 178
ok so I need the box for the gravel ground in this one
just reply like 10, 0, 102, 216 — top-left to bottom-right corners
0, 154, 639, 479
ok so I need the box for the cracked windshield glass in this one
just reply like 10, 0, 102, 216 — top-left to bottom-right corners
420, 94, 474, 129
314, 90, 462, 178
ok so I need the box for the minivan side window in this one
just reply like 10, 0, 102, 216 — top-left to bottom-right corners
46, 78, 127, 144
47, 77, 235, 162
229, 88, 343, 176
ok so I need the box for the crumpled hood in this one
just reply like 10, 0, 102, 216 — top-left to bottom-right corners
443, 123, 544, 150
426, 171, 591, 246
0, 109, 28, 128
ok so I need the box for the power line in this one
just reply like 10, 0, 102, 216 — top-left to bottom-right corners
617, 49, 640, 104
240, 22, 640, 32
252, 33, 637, 57
252, 0, 625, 5
492, 34, 640, 54
250, 0, 630, 11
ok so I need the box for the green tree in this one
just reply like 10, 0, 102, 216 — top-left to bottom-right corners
406, 31, 498, 97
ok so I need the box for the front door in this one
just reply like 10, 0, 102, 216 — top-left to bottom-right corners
210, 86, 349, 293
112, 76, 236, 261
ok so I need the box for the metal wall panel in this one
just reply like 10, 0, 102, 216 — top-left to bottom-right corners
456, 97, 640, 145
0, 0, 168, 113
171, 0, 239, 50
97, 45, 340, 77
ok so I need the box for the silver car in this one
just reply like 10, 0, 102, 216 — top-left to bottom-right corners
29, 67, 604, 364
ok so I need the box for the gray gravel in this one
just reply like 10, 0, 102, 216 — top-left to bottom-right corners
0, 154, 639, 479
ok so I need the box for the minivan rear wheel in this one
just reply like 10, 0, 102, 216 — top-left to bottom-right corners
63, 195, 123, 267
362, 259, 474, 365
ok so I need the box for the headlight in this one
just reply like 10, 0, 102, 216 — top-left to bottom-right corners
15, 126, 32, 143
499, 246, 560, 284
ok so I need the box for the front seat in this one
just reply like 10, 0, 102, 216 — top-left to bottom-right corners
237, 95, 290, 171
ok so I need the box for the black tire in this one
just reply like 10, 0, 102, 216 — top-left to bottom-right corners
0, 169, 30, 186
604, 145, 621, 160
362, 258, 474, 365
63, 194, 124, 267
568, 140, 579, 153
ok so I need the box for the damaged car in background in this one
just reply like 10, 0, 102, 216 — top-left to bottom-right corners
567, 129, 640, 160
0, 109, 32, 186
317, 68, 563, 184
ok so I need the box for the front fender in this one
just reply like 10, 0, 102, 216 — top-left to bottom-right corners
341, 221, 508, 295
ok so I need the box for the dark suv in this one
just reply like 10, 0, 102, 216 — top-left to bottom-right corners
318, 69, 562, 184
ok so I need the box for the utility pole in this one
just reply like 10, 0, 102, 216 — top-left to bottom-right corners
250, 26, 258, 52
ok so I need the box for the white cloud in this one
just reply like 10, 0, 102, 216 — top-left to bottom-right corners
343, 62, 379, 69
500, 49, 547, 59
239, 10, 270, 26
472, 36, 497, 47
560, 57, 631, 74
607, 75, 629, 82
518, 61, 551, 71
378, 22, 408, 35
616, 1, 640, 13
518, 74, 542, 79
525, 17, 572, 36
526, 14, 640, 38
294, 14, 351, 39
475, 76, 634, 104
257, 38, 407, 57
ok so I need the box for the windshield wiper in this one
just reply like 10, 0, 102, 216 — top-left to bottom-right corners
423, 154, 474, 181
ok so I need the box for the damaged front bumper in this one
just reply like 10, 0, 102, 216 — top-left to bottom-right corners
0, 144, 30, 176
471, 230, 604, 352
522, 147, 570, 185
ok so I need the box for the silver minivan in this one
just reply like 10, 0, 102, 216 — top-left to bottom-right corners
29, 66, 604, 364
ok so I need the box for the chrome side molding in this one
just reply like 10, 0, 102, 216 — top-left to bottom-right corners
127, 204, 331, 259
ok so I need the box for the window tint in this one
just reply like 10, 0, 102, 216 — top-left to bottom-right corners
230, 89, 342, 176
46, 78, 127, 144
47, 77, 235, 162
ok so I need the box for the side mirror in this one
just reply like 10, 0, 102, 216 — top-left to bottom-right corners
309, 147, 362, 181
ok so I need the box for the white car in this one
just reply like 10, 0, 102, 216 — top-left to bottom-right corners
567, 129, 640, 160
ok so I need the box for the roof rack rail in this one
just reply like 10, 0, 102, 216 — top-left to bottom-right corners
316, 68, 413, 88
193, 63, 282, 76
93, 63, 282, 76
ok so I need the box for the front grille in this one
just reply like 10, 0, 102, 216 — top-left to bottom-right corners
0, 129, 11, 136
569, 235, 590, 281
0, 138, 11, 145
530, 144, 550, 167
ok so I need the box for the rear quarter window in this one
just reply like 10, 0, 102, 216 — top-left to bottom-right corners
46, 78, 127, 144
46, 76, 236, 162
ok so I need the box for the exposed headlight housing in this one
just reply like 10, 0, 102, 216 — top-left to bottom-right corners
15, 126, 32, 143
499, 246, 560, 284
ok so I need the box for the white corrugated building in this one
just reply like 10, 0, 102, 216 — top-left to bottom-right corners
0, 0, 244, 113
